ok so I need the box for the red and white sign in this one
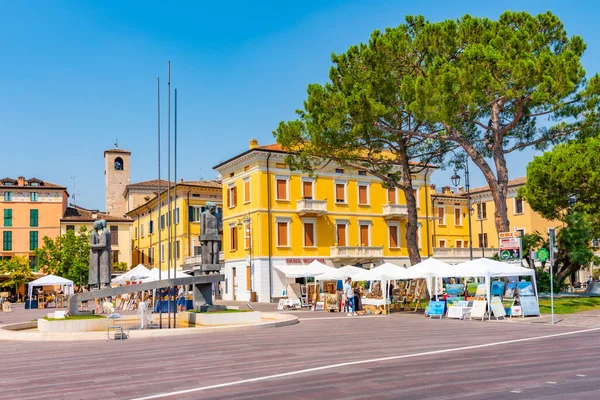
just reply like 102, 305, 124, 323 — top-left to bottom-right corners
499, 237, 520, 250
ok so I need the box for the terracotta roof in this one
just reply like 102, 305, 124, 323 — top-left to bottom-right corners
0, 177, 66, 190
126, 179, 173, 189
431, 192, 467, 200
214, 143, 436, 169
104, 148, 131, 155
470, 177, 526, 194
182, 180, 222, 189
61, 205, 132, 223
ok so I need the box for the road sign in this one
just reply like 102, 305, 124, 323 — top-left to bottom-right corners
499, 232, 522, 262
500, 249, 520, 261
536, 248, 549, 262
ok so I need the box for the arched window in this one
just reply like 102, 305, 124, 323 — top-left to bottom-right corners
114, 157, 124, 171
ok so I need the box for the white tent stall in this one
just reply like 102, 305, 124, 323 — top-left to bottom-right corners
275, 260, 337, 307
27, 274, 74, 299
112, 264, 152, 285
352, 263, 410, 314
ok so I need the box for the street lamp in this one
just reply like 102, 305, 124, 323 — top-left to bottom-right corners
450, 160, 474, 260
475, 198, 485, 258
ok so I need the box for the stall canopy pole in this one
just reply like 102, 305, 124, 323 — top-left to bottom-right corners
486, 274, 491, 320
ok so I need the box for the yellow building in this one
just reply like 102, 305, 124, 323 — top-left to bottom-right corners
60, 205, 132, 268
214, 140, 434, 302
431, 177, 560, 262
127, 181, 222, 271
0, 176, 69, 270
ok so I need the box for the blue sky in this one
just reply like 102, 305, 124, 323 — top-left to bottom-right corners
2, 1, 599, 210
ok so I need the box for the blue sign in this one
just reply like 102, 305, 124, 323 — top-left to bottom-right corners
491, 281, 506, 296
517, 282, 534, 296
428, 301, 445, 316
446, 284, 464, 295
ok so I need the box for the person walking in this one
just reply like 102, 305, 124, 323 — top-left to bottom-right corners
344, 278, 355, 316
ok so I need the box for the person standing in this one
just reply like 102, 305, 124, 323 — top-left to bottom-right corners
344, 278, 355, 316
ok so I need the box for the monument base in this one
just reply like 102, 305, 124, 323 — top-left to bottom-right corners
198, 305, 227, 312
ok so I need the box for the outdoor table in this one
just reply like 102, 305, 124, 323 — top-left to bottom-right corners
154, 300, 193, 313
447, 305, 472, 319
25, 300, 39, 309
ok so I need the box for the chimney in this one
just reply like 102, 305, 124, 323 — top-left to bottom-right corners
180, 178, 184, 183
430, 184, 436, 190
17, 176, 26, 186
92, 212, 98, 219
442, 186, 451, 194
249, 139, 259, 149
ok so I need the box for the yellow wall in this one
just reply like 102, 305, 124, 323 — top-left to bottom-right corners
128, 185, 222, 270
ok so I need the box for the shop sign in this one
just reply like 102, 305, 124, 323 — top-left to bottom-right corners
499, 235, 521, 262
285, 258, 326, 265
499, 231, 521, 238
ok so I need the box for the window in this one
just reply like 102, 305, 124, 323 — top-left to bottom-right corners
438, 239, 446, 248
3, 192, 12, 201
3, 231, 12, 251
514, 198, 524, 214
166, 211, 171, 227
160, 244, 165, 262
29, 256, 38, 270
149, 220, 154, 234
4, 209, 12, 227
456, 240, 463, 248
244, 221, 251, 249
302, 180, 313, 199
335, 168, 344, 174
189, 206, 205, 222
112, 250, 119, 263
160, 214, 165, 230
30, 192, 38, 202
515, 228, 525, 237
358, 170, 367, 176
303, 220, 316, 247
358, 183, 369, 205
110, 225, 118, 246
30, 209, 38, 227
387, 188, 396, 204
150, 247, 155, 265
175, 207, 180, 225
175, 240, 180, 259
229, 225, 237, 251
134, 227, 138, 239
30, 231, 38, 250
359, 223, 370, 246
336, 223, 347, 246
228, 185, 237, 207
454, 208, 462, 226
464, 241, 469, 248
276, 219, 290, 247
438, 207, 446, 225
66, 225, 75, 232
29, 182, 40, 187
335, 181, 346, 203
246, 265, 252, 291
388, 224, 399, 248
477, 202, 487, 219
244, 178, 251, 203
478, 233, 488, 248
141, 223, 145, 237
114, 157, 124, 170
275, 177, 288, 201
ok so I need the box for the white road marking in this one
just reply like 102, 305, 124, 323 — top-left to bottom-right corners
298, 315, 384, 321
510, 390, 522, 393
546, 381, 558, 384
129, 326, 600, 400
576, 374, 586, 377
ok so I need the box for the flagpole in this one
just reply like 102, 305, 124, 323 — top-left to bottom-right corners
167, 60, 172, 329
157, 77, 162, 329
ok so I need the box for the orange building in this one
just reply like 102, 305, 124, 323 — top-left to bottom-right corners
0, 176, 69, 269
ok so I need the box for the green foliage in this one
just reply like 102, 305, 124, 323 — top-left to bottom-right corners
554, 212, 600, 283
43, 315, 106, 321
535, 268, 562, 293
34, 226, 90, 289
0, 256, 36, 291
113, 262, 128, 272
520, 135, 600, 227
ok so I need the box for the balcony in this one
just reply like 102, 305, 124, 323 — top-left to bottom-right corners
433, 247, 499, 261
182, 251, 224, 270
382, 204, 408, 219
330, 246, 384, 262
296, 199, 327, 216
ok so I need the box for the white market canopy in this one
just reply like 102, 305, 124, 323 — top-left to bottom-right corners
315, 265, 367, 281
140, 268, 191, 283
352, 262, 410, 281
454, 258, 536, 278
405, 258, 454, 279
275, 260, 337, 278
112, 264, 152, 284
28, 274, 74, 298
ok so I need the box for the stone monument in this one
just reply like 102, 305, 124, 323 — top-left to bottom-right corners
89, 219, 112, 290
199, 202, 222, 268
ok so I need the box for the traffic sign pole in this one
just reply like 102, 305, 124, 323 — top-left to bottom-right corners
549, 228, 556, 325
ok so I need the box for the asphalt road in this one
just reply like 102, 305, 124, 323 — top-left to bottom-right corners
1, 310, 599, 399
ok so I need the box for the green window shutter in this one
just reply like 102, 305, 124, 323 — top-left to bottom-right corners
30, 231, 38, 250
30, 209, 38, 227
3, 231, 12, 251
4, 209, 12, 227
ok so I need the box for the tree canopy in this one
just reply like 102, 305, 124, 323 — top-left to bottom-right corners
34, 227, 90, 289
0, 256, 35, 293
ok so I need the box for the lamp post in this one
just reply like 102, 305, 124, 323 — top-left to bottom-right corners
476, 198, 485, 258
451, 159, 473, 260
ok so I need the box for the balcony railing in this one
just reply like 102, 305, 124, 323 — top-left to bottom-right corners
330, 246, 384, 259
383, 204, 408, 219
296, 199, 327, 216
433, 247, 499, 260
183, 251, 224, 266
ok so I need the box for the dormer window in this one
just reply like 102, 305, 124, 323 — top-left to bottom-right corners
29, 182, 40, 187
114, 157, 124, 171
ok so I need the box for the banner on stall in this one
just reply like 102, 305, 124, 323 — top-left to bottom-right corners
517, 282, 535, 296
428, 301, 445, 317
491, 296, 506, 318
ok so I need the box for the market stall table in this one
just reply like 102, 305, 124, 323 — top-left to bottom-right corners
153, 299, 193, 312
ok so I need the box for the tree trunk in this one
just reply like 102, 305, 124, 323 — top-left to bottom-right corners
460, 141, 511, 234
398, 143, 421, 265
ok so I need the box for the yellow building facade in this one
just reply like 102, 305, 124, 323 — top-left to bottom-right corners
127, 181, 222, 271
214, 141, 434, 302
431, 177, 560, 262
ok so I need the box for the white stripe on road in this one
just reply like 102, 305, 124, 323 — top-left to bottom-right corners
130, 326, 600, 400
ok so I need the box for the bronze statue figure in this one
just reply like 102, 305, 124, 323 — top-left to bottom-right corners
199, 202, 222, 265
88, 219, 112, 289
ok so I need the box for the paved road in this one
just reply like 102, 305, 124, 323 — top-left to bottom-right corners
1, 306, 599, 400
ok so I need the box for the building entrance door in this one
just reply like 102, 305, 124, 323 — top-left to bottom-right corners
232, 267, 237, 300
